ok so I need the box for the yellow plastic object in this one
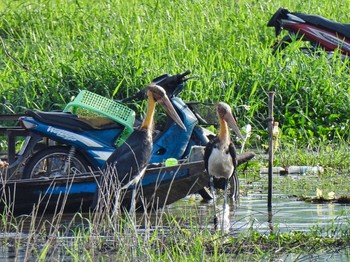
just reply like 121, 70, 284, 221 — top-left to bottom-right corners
64, 90, 135, 146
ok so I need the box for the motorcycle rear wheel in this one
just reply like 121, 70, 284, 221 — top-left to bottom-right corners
22, 146, 92, 179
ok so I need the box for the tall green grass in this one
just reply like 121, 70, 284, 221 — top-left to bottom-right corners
1, 0, 350, 144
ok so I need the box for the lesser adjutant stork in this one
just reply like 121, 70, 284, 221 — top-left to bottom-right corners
97, 84, 186, 213
204, 102, 244, 230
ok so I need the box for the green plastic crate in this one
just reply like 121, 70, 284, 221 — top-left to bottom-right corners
64, 90, 135, 146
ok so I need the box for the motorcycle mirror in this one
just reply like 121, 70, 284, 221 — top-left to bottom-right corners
152, 74, 169, 84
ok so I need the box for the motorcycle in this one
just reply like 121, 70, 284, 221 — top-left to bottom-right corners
267, 8, 350, 59
9, 70, 215, 181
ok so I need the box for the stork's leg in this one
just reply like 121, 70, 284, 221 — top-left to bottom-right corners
233, 173, 239, 199
229, 171, 239, 200
209, 175, 218, 230
129, 184, 137, 216
229, 176, 234, 198
222, 178, 229, 231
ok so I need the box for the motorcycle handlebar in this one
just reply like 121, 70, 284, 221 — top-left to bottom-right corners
121, 70, 192, 102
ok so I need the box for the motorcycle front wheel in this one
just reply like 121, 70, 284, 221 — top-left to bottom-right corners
22, 146, 92, 179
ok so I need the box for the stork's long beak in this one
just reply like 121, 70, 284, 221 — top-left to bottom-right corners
158, 96, 187, 131
224, 111, 244, 140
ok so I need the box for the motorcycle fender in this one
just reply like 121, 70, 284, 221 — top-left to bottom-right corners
9, 133, 43, 169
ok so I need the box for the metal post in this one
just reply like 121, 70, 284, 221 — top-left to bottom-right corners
267, 92, 275, 212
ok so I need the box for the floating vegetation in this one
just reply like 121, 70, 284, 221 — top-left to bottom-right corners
299, 194, 350, 204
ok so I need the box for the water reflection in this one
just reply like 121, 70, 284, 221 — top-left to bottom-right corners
0, 192, 349, 261
168, 192, 350, 236
194, 193, 350, 234
209, 203, 231, 233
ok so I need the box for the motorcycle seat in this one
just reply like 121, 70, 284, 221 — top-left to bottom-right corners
25, 110, 124, 131
293, 11, 350, 39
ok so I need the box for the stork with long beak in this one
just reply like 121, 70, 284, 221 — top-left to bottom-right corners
98, 84, 186, 214
204, 102, 244, 230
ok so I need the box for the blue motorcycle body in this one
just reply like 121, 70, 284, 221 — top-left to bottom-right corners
19, 96, 204, 170
8, 70, 214, 207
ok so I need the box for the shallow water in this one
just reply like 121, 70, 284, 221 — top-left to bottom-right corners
169, 193, 350, 261
0, 189, 349, 261
234, 193, 349, 233
170, 192, 350, 234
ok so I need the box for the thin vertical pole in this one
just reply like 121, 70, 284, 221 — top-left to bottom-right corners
267, 92, 275, 212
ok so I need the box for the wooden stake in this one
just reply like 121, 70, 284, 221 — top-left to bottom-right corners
267, 92, 275, 212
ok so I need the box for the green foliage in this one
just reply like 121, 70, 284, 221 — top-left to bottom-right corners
1, 0, 350, 144
275, 142, 350, 171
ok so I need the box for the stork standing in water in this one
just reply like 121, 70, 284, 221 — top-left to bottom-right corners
96, 84, 186, 214
204, 102, 244, 230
